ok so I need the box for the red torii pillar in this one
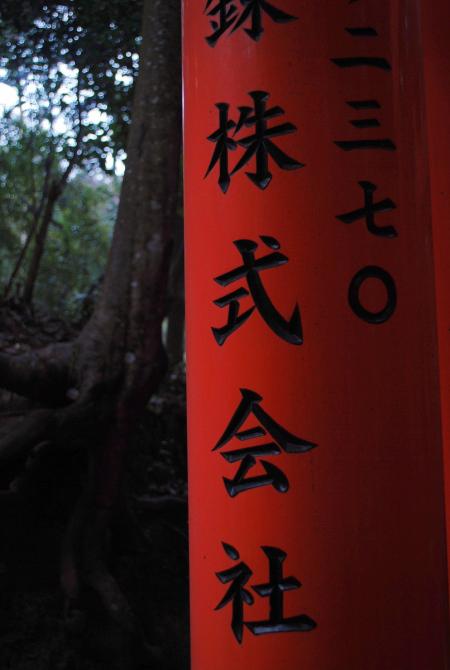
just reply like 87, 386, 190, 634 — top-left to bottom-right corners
183, 2, 450, 669
421, 0, 450, 592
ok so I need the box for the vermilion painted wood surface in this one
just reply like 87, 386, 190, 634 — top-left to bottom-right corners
421, 0, 450, 591
183, 2, 450, 668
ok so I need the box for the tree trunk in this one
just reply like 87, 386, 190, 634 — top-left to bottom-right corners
22, 136, 81, 305
0, 0, 181, 466
0, 0, 182, 650
86, 0, 181, 499
4, 153, 54, 299
81, 0, 181, 400
22, 181, 60, 304
4, 216, 37, 299
166, 214, 185, 366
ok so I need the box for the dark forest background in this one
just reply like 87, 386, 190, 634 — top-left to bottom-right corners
0, 2, 188, 669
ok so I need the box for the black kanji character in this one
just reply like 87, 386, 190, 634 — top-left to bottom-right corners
336, 181, 397, 237
216, 543, 317, 643
331, 18, 391, 69
205, 92, 303, 192
204, 0, 297, 46
214, 388, 316, 497
348, 265, 397, 324
212, 236, 303, 345
334, 99, 396, 151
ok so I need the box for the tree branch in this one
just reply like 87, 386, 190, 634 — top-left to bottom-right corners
3, 151, 55, 299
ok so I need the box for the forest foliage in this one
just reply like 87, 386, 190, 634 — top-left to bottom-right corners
0, 116, 119, 316
0, 1, 145, 318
